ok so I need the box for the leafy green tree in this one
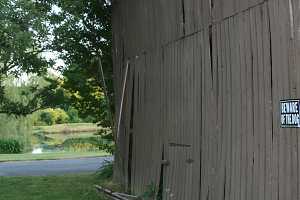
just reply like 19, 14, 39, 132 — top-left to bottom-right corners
0, 74, 71, 116
0, 0, 53, 115
0, 0, 114, 128
45, 0, 114, 127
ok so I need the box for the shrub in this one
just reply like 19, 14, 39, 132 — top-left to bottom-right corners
0, 114, 32, 152
38, 108, 70, 125
40, 111, 54, 125
96, 160, 114, 179
83, 115, 96, 123
62, 137, 101, 152
55, 109, 70, 124
0, 139, 23, 154
66, 107, 81, 123
95, 128, 115, 154
139, 183, 159, 200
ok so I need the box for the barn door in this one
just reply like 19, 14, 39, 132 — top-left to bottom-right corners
163, 143, 193, 200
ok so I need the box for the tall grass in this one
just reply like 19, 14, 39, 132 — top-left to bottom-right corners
0, 77, 36, 153
0, 114, 32, 152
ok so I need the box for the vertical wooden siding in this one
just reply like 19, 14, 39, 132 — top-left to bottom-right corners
112, 0, 300, 199
161, 32, 209, 200
129, 51, 163, 194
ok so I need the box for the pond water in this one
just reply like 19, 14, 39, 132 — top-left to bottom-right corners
32, 131, 101, 154
32, 147, 43, 154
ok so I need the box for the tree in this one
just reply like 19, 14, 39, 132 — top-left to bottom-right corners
46, 0, 113, 127
0, 0, 54, 115
0, 0, 114, 130
0, 74, 70, 116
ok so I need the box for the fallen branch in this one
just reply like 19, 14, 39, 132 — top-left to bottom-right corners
95, 185, 139, 200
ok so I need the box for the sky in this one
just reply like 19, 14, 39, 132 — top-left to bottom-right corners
17, 51, 64, 84
42, 51, 65, 76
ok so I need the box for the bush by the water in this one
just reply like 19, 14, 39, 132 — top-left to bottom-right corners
0, 139, 23, 154
62, 137, 101, 152
62, 135, 114, 153
0, 114, 32, 152
36, 108, 70, 125
95, 128, 115, 154
33, 107, 95, 126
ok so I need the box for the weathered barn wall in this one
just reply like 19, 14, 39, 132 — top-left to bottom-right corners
112, 0, 300, 199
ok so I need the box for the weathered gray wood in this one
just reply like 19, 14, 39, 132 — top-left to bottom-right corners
267, 2, 277, 200
215, 22, 223, 200
228, 16, 236, 200
291, 1, 300, 200
250, 7, 259, 200
112, 0, 300, 199
224, 18, 231, 200
239, 12, 247, 200
261, 4, 272, 200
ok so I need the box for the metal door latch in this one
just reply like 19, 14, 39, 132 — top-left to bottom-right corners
162, 160, 170, 166
186, 158, 194, 164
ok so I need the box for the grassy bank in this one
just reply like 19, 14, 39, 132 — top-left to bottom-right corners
0, 173, 118, 200
31, 123, 112, 153
33, 123, 101, 134
0, 151, 109, 162
0, 114, 32, 152
0, 123, 112, 162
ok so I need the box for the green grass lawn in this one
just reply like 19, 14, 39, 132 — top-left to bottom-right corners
0, 173, 117, 200
0, 151, 110, 162
46, 132, 97, 141
33, 123, 102, 134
